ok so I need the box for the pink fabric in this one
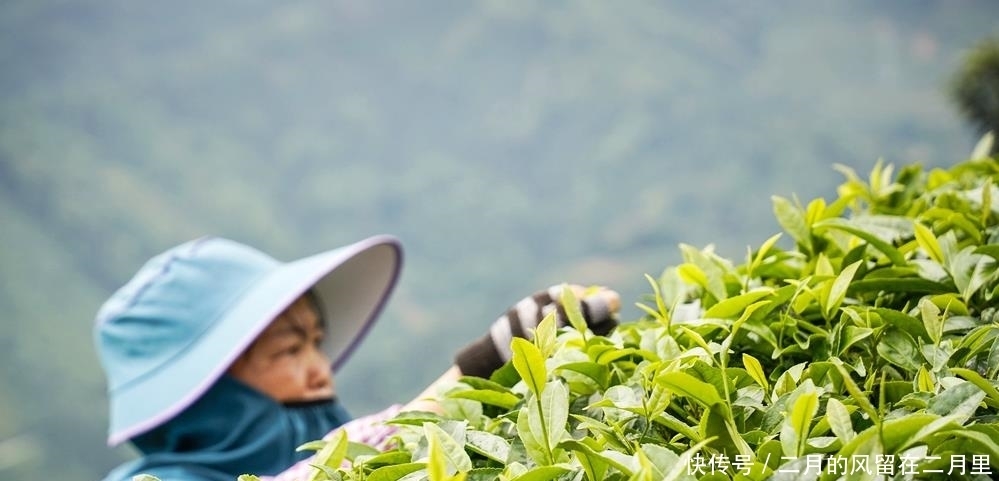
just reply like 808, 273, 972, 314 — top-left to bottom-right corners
264, 404, 404, 481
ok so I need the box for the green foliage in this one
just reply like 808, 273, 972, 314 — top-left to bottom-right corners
291, 144, 999, 481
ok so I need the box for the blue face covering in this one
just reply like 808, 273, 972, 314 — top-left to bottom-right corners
102, 375, 352, 481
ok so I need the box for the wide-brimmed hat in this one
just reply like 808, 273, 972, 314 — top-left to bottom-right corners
94, 235, 402, 446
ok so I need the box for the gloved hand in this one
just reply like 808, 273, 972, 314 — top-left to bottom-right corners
454, 284, 621, 378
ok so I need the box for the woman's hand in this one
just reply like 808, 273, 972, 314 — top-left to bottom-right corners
453, 284, 620, 378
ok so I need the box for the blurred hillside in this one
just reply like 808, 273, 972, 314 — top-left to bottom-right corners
1, 1, 997, 479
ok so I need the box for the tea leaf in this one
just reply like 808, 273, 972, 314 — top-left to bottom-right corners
534, 311, 558, 358
425, 422, 472, 478
507, 466, 571, 481
829, 359, 879, 423
367, 463, 427, 481
825, 397, 855, 444
517, 406, 548, 466
780, 389, 818, 458
448, 389, 520, 410
812, 218, 908, 266
914, 222, 944, 264
558, 284, 587, 334
511, 337, 546, 397
951, 368, 999, 408
558, 439, 612, 481
823, 260, 861, 319
465, 431, 510, 464
309, 429, 348, 481
657, 371, 724, 408
773, 195, 813, 253
920, 298, 944, 345
928, 381, 987, 424
555, 362, 609, 389
538, 381, 569, 450
876, 329, 921, 371
704, 290, 772, 320
748, 233, 783, 278
742, 353, 769, 392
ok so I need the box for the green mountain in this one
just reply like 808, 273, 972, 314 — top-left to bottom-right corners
1, 1, 997, 479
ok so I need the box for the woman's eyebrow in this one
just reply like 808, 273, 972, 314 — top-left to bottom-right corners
267, 323, 310, 340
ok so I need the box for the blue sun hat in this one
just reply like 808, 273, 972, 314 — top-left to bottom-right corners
94, 235, 402, 446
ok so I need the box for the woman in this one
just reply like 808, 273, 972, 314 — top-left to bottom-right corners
95, 235, 619, 481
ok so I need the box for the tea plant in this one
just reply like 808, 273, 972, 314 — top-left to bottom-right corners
140, 135, 999, 481
305, 137, 999, 481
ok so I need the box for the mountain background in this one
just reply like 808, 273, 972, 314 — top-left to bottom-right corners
1, 1, 997, 480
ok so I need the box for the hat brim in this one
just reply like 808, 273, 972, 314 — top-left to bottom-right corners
107, 235, 402, 446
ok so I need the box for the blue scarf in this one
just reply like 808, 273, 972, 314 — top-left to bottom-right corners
102, 375, 353, 481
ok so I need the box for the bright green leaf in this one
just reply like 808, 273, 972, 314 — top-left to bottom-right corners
511, 337, 547, 397
780, 389, 818, 458
914, 222, 944, 264
825, 397, 855, 444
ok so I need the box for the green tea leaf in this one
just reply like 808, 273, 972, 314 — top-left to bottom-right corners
538, 381, 569, 449
367, 463, 428, 481
780, 389, 818, 458
679, 244, 731, 302
773, 195, 813, 253
927, 381, 987, 424
309, 428, 348, 481
812, 218, 908, 266
973, 244, 999, 260
916, 366, 935, 393
704, 290, 772, 320
823, 260, 861, 319
511, 337, 547, 397
742, 353, 769, 392
534, 311, 558, 358
872, 307, 931, 342
651, 411, 702, 443
703, 403, 753, 458
560, 439, 633, 476
825, 397, 854, 444
658, 371, 724, 408
448, 389, 520, 410
914, 222, 944, 264
943, 425, 999, 462
465, 431, 510, 464
749, 233, 783, 278
507, 466, 571, 481
676, 263, 710, 291
920, 298, 943, 345
558, 284, 587, 334
555, 362, 610, 389
876, 329, 921, 371
517, 406, 548, 466
425, 422, 472, 479
361, 450, 412, 468
951, 368, 999, 408
829, 359, 879, 423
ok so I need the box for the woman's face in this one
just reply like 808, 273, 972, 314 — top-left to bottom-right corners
228, 295, 335, 403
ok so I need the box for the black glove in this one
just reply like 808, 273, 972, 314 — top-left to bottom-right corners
454, 284, 620, 378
